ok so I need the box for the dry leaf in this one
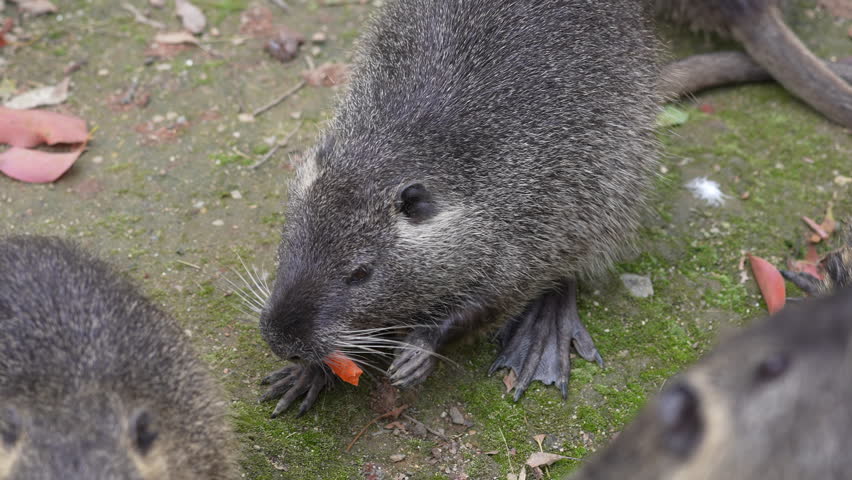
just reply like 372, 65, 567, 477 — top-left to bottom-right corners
0, 145, 84, 183
525, 452, 567, 468
302, 63, 350, 87
155, 31, 200, 46
532, 434, 546, 450
5, 77, 70, 110
0, 107, 88, 147
503, 370, 517, 392
748, 254, 786, 314
175, 0, 206, 34
518, 467, 527, 480
13, 0, 57, 15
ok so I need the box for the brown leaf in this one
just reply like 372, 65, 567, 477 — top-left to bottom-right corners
532, 434, 546, 450
175, 0, 206, 34
302, 63, 350, 87
265, 26, 304, 63
4, 77, 70, 110
525, 452, 567, 468
155, 31, 200, 46
503, 370, 517, 392
748, 254, 786, 314
14, 0, 57, 15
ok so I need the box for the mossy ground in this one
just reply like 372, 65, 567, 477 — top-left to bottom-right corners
1, 1, 849, 478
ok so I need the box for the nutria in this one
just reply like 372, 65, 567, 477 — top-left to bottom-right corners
0, 236, 236, 479
654, 0, 852, 127
257, 0, 661, 416
568, 287, 852, 479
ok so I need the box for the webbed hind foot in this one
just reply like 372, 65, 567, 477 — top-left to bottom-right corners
260, 363, 327, 418
489, 279, 603, 401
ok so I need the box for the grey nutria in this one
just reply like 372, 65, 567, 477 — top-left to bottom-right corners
258, 0, 660, 417
0, 236, 236, 479
567, 286, 852, 480
654, 0, 852, 127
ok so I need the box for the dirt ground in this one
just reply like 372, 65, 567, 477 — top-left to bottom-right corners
1, 1, 850, 479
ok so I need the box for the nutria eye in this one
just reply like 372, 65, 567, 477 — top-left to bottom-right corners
398, 183, 437, 223
657, 383, 703, 458
130, 410, 158, 456
347, 265, 372, 285
754, 353, 790, 384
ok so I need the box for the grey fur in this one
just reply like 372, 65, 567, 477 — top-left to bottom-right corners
260, 0, 661, 414
568, 287, 852, 479
0, 236, 237, 480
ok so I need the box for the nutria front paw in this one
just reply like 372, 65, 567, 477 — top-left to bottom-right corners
260, 363, 327, 417
387, 332, 438, 388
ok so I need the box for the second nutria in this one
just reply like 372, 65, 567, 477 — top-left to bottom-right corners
0, 236, 236, 479
568, 287, 852, 479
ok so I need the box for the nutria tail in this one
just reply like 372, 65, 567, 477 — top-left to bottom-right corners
655, 0, 852, 127
659, 51, 852, 101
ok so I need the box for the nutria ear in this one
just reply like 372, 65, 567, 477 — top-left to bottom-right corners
398, 183, 437, 223
0, 408, 20, 448
129, 410, 158, 456
657, 383, 703, 458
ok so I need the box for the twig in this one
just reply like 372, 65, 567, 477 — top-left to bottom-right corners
252, 80, 306, 117
402, 414, 449, 441
176, 259, 201, 270
121, 2, 166, 29
269, 0, 291, 11
499, 427, 516, 476
250, 121, 303, 170
346, 404, 409, 452
120, 76, 140, 105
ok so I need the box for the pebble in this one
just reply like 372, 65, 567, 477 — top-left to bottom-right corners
166, 111, 178, 121
92, 156, 104, 164
212, 219, 225, 227
238, 113, 255, 123
620, 273, 654, 298
230, 190, 243, 200
152, 114, 165, 123
390, 454, 406, 463
97, 68, 109, 76
311, 32, 327, 43
449, 406, 466, 425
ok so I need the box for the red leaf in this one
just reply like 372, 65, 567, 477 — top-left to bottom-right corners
324, 351, 363, 386
748, 254, 786, 314
0, 107, 88, 147
0, 146, 84, 183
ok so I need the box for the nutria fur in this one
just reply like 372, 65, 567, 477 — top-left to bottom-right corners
258, 0, 661, 416
569, 287, 852, 479
0, 236, 236, 479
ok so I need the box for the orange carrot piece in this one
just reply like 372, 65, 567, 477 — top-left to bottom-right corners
324, 351, 363, 386
748, 254, 786, 314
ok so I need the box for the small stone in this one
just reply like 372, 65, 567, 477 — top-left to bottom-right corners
311, 32, 327, 43
166, 111, 178, 121
390, 454, 406, 463
92, 156, 104, 164
620, 273, 653, 298
449, 406, 466, 425
290, 111, 302, 120
310, 46, 322, 56
212, 219, 225, 227
238, 113, 255, 123
97, 68, 109, 76
152, 114, 165, 123
155, 63, 172, 71
230, 190, 242, 200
